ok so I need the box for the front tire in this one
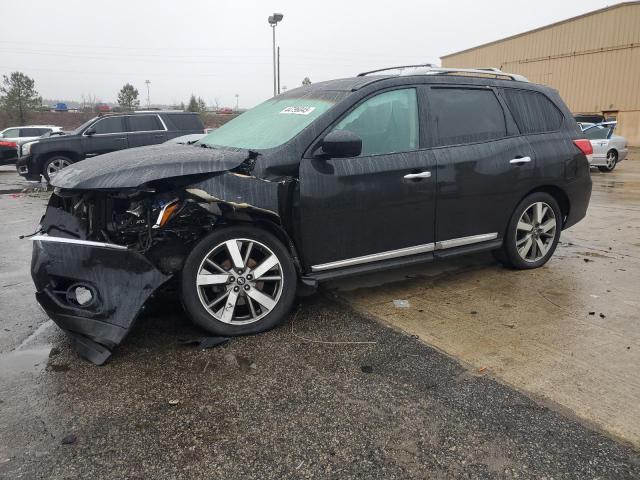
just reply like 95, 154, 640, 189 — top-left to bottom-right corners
597, 150, 618, 172
43, 155, 73, 182
496, 192, 562, 270
181, 226, 297, 337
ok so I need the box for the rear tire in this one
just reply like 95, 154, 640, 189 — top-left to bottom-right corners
495, 192, 562, 270
181, 226, 297, 337
43, 155, 73, 182
597, 150, 618, 172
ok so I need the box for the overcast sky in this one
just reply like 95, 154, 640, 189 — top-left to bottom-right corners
1, 0, 617, 108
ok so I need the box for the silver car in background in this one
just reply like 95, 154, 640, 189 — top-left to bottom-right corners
582, 121, 628, 172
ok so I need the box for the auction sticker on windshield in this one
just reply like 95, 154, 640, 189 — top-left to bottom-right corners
280, 106, 316, 115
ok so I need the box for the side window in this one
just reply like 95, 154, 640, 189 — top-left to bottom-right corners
429, 88, 507, 147
502, 89, 563, 134
128, 115, 163, 132
165, 113, 205, 131
333, 88, 419, 156
91, 117, 125, 134
2, 128, 20, 138
20, 128, 47, 137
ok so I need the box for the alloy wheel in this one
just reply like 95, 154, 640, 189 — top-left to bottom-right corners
606, 151, 617, 170
515, 201, 557, 263
195, 238, 284, 325
46, 158, 71, 178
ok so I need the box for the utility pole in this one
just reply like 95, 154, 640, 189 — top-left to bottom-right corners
267, 13, 283, 97
277, 46, 281, 94
235, 93, 239, 111
145, 80, 151, 108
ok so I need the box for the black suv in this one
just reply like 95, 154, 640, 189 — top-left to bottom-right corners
30, 66, 592, 364
17, 111, 204, 181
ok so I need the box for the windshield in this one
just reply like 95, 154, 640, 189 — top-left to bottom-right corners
583, 126, 612, 140
70, 116, 99, 135
197, 91, 345, 150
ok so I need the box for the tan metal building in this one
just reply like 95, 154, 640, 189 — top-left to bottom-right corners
441, 2, 640, 146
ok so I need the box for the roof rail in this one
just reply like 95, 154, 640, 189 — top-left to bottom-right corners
356, 64, 436, 77
357, 65, 529, 82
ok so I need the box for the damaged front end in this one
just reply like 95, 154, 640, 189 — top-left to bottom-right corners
32, 168, 288, 365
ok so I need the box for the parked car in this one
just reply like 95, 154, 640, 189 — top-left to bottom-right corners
31, 66, 592, 364
582, 122, 628, 172
17, 111, 205, 181
53, 103, 69, 112
574, 114, 606, 124
0, 140, 18, 165
0, 125, 63, 164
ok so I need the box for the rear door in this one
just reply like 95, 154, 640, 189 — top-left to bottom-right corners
426, 85, 537, 247
126, 114, 167, 147
298, 87, 437, 271
82, 116, 128, 157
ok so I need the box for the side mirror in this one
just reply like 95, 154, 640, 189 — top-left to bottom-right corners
84, 128, 96, 136
321, 130, 362, 158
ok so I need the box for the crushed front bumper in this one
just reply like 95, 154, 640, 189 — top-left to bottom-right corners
31, 236, 170, 364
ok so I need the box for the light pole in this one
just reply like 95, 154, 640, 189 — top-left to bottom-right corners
268, 13, 283, 97
145, 80, 151, 108
235, 93, 239, 111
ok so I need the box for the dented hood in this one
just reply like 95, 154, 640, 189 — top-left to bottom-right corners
50, 144, 248, 190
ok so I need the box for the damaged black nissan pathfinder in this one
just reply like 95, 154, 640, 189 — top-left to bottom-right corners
31, 66, 593, 364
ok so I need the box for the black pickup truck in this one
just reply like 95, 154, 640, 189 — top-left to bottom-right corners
17, 111, 205, 181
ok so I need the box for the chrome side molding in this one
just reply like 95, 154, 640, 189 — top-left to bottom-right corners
31, 235, 128, 250
311, 232, 498, 272
311, 243, 435, 272
435, 232, 498, 250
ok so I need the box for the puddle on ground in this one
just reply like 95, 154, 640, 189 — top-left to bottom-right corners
0, 346, 52, 380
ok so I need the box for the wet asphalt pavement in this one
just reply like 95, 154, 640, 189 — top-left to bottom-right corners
1, 164, 639, 479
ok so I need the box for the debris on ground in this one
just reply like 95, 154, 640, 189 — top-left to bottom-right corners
168, 399, 180, 406
180, 336, 230, 350
600, 313, 606, 319
61, 434, 77, 445
393, 299, 410, 308
589, 312, 596, 315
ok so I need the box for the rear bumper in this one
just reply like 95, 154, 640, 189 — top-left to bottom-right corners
31, 236, 170, 364
563, 174, 592, 230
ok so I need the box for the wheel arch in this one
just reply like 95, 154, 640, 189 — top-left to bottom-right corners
209, 208, 303, 275
41, 150, 81, 164
523, 185, 570, 227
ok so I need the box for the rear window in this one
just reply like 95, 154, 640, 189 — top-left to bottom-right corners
429, 88, 507, 146
128, 115, 163, 132
583, 126, 612, 140
503, 89, 563, 134
164, 113, 204, 131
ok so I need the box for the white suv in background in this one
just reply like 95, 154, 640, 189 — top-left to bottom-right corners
0, 125, 64, 157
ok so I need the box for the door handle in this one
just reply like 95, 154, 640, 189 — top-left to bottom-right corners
509, 156, 531, 165
154, 134, 165, 138
116, 137, 127, 141
403, 171, 431, 180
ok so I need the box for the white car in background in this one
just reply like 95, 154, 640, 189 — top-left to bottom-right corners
581, 122, 628, 172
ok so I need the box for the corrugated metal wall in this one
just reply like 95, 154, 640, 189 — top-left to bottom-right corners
441, 2, 640, 145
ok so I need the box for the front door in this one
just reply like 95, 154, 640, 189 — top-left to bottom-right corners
82, 116, 128, 157
299, 87, 436, 271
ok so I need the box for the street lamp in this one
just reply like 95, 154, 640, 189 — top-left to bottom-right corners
145, 80, 151, 108
268, 13, 283, 97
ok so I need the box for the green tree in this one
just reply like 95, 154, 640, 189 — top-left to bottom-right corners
0, 72, 41, 124
302, 77, 312, 86
117, 83, 140, 111
187, 94, 207, 113
187, 94, 199, 112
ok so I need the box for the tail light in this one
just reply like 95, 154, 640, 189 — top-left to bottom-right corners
0, 141, 17, 148
573, 139, 593, 156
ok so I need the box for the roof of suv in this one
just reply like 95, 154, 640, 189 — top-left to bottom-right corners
95, 110, 199, 118
302, 66, 534, 94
